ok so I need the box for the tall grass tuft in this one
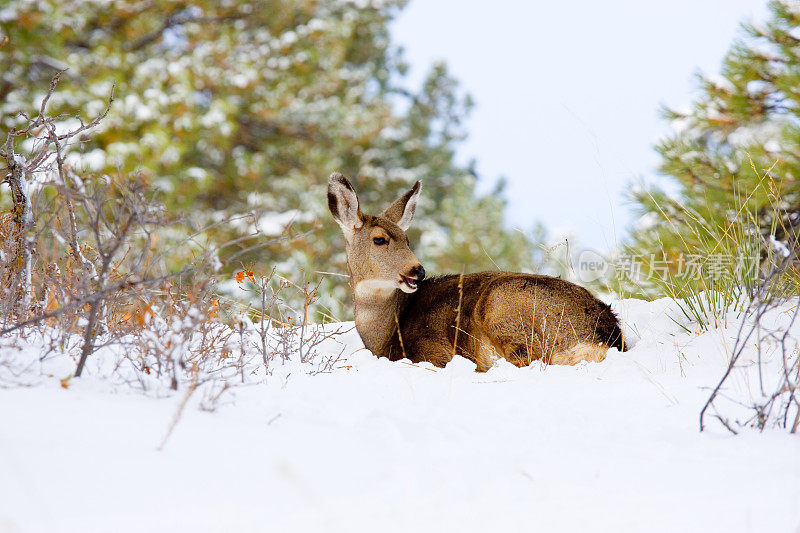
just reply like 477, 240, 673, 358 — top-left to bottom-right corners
620, 159, 798, 330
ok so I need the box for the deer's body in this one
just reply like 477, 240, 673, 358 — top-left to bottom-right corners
328, 173, 626, 372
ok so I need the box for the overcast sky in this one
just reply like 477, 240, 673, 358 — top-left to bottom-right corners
392, 0, 768, 252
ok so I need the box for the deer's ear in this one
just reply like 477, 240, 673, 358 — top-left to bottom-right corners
328, 172, 363, 239
381, 181, 421, 231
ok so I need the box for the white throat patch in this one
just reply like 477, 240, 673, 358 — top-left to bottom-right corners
354, 279, 399, 299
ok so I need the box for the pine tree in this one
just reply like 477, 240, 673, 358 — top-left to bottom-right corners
0, 0, 534, 318
626, 0, 800, 297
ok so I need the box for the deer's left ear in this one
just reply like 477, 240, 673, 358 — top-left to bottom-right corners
381, 181, 421, 231
328, 172, 364, 240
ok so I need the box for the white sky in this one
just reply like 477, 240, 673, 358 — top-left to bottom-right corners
392, 0, 768, 252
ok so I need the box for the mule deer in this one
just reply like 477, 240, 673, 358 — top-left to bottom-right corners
327, 172, 626, 371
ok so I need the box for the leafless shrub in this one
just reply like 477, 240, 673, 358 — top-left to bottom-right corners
231, 271, 349, 376
118, 278, 233, 390
1, 74, 352, 403
0, 74, 221, 384
700, 249, 800, 434
0, 70, 112, 323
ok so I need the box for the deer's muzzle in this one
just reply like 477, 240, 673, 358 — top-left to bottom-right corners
400, 265, 425, 293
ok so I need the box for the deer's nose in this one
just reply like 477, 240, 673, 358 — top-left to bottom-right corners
410, 265, 425, 281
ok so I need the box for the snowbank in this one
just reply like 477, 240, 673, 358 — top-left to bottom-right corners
1, 298, 799, 532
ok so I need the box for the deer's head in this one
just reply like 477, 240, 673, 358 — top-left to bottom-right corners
327, 172, 425, 297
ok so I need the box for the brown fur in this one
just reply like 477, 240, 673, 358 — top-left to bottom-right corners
384, 273, 625, 370
327, 172, 626, 372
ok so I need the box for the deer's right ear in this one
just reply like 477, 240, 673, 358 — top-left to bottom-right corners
327, 172, 363, 239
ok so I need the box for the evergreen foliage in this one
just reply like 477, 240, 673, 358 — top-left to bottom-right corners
625, 0, 800, 300
0, 0, 534, 318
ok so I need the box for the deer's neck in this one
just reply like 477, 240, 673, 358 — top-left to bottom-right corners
351, 280, 409, 356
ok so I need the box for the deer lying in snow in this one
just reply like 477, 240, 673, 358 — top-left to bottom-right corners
328, 172, 626, 371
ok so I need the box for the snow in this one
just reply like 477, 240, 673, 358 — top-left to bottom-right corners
78, 148, 107, 171
222, 208, 312, 236
727, 120, 788, 151
634, 211, 661, 232
769, 234, 792, 257
280, 30, 298, 46
0, 7, 17, 22
782, 0, 800, 17
255, 210, 304, 235
1, 298, 799, 532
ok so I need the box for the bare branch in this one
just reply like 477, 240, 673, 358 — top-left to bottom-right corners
124, 9, 246, 52
16, 69, 67, 137
700, 249, 800, 433
0, 267, 199, 336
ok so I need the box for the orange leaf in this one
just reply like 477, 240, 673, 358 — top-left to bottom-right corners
135, 310, 147, 327
236, 270, 245, 284
45, 292, 59, 313
246, 270, 256, 283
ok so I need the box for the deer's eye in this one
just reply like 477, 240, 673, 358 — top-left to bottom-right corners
373, 237, 388, 246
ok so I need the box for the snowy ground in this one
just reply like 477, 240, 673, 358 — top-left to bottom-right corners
2, 298, 799, 533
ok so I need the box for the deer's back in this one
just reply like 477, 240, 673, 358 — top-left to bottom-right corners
390, 272, 625, 370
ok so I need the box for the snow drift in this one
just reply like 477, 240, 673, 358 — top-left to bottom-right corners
1, 298, 799, 533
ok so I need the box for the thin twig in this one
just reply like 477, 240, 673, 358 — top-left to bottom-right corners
157, 374, 199, 451
0, 267, 198, 335
394, 310, 407, 360
452, 272, 464, 357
